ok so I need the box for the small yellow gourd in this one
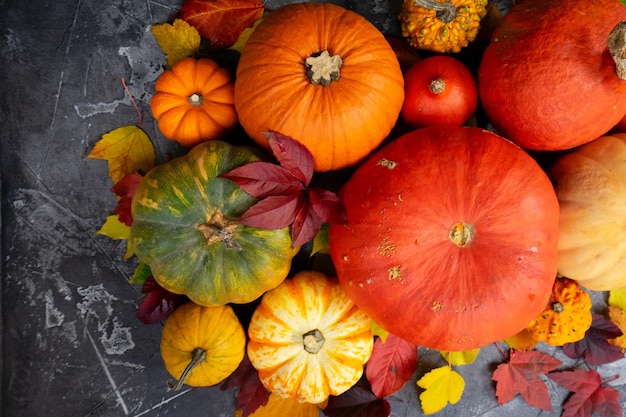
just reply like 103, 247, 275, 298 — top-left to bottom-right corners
247, 271, 373, 404
399, 0, 489, 53
526, 277, 593, 346
160, 302, 246, 389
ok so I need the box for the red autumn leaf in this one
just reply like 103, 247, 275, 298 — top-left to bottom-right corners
324, 376, 391, 417
266, 131, 314, 185
137, 277, 188, 324
178, 0, 264, 50
291, 199, 326, 248
549, 369, 622, 417
221, 133, 346, 247
492, 349, 562, 411
111, 172, 143, 226
239, 193, 304, 230
562, 314, 624, 366
220, 162, 304, 198
309, 188, 347, 225
221, 354, 270, 417
365, 334, 418, 398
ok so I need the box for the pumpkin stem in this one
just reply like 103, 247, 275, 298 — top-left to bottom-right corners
167, 347, 207, 391
551, 301, 564, 313
303, 329, 325, 354
449, 222, 475, 247
195, 210, 242, 251
430, 78, 446, 94
188, 93, 204, 106
305, 51, 343, 86
413, 0, 457, 23
609, 21, 626, 80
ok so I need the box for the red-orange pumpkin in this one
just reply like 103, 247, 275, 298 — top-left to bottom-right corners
478, 0, 626, 151
234, 2, 404, 172
329, 126, 560, 351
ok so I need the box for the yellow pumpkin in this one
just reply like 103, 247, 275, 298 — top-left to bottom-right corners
526, 277, 593, 346
247, 271, 373, 404
160, 302, 245, 389
150, 57, 238, 147
549, 133, 626, 290
399, 0, 489, 53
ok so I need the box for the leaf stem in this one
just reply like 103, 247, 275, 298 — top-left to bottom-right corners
121, 77, 143, 128
494, 341, 509, 362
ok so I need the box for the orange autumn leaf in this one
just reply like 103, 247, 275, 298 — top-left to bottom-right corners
88, 125, 155, 184
235, 392, 319, 417
179, 0, 264, 50
608, 305, 626, 351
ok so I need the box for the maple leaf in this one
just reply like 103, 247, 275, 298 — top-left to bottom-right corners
151, 19, 201, 67
492, 349, 562, 411
221, 354, 271, 417
220, 132, 346, 247
88, 125, 155, 185
179, 0, 264, 50
96, 214, 134, 259
323, 377, 391, 417
562, 314, 624, 366
417, 366, 465, 415
366, 333, 418, 398
136, 277, 188, 324
549, 369, 622, 417
370, 321, 390, 343
228, 19, 262, 53
111, 172, 143, 227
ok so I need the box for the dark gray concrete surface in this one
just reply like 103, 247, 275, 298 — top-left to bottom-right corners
2, 0, 625, 416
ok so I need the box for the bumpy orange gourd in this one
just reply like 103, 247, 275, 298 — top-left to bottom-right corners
234, 2, 404, 172
160, 302, 245, 389
150, 58, 238, 147
399, 0, 489, 53
526, 278, 592, 346
247, 271, 373, 404
549, 133, 626, 291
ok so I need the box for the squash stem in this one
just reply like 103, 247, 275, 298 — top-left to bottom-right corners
167, 347, 207, 391
430, 78, 446, 94
305, 51, 343, 86
303, 329, 325, 354
609, 21, 626, 80
196, 210, 242, 251
413, 0, 457, 23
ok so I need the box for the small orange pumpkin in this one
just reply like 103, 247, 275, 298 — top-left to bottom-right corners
234, 2, 404, 172
160, 302, 246, 389
150, 57, 238, 147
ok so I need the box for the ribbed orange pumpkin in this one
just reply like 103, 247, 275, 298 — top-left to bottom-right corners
150, 58, 238, 147
234, 2, 404, 172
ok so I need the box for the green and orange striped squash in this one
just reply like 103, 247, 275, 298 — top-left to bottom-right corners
130, 141, 299, 306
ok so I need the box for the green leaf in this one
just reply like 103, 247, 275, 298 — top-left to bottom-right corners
130, 262, 152, 284
311, 223, 329, 256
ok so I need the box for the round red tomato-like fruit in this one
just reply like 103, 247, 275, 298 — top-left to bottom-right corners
401, 56, 477, 128
329, 126, 560, 351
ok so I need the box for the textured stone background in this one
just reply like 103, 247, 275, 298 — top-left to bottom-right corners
1, 0, 625, 416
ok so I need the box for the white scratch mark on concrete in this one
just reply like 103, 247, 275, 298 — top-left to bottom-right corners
44, 289, 65, 328
100, 316, 135, 355
87, 327, 130, 415
131, 388, 193, 417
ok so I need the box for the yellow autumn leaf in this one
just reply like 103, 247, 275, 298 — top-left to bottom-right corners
235, 393, 319, 417
370, 320, 389, 343
608, 305, 626, 350
88, 125, 155, 185
608, 288, 626, 311
503, 328, 539, 351
440, 348, 480, 366
228, 19, 262, 53
96, 214, 134, 259
151, 19, 201, 67
417, 366, 465, 415
311, 223, 329, 256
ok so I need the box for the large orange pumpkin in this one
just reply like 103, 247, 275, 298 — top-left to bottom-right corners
478, 0, 626, 151
234, 2, 405, 172
329, 126, 560, 351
